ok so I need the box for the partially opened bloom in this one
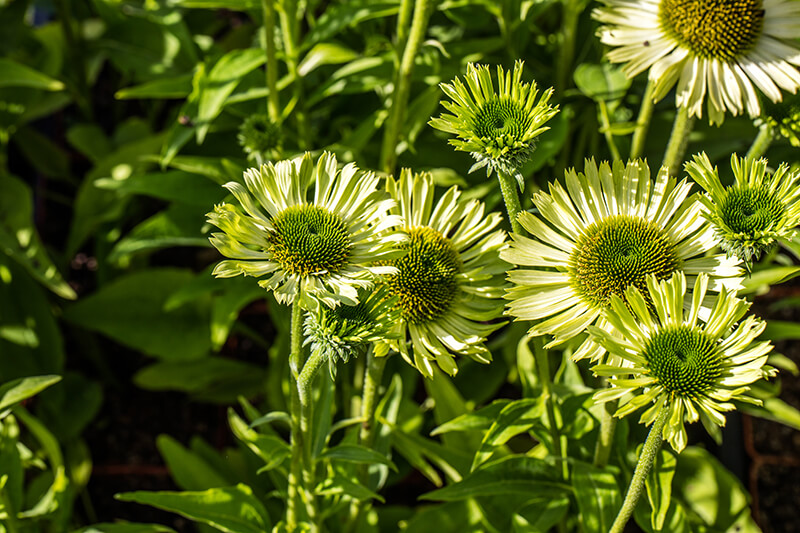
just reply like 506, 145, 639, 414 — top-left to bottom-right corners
304, 286, 400, 378
503, 159, 742, 362
590, 272, 775, 452
429, 61, 558, 187
207, 152, 403, 309
381, 170, 508, 377
686, 153, 800, 266
594, 0, 800, 124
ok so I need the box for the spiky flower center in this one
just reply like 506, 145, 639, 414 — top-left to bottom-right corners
660, 0, 764, 62
385, 226, 462, 324
267, 204, 351, 276
238, 114, 283, 155
719, 186, 784, 234
571, 215, 679, 308
643, 325, 722, 397
472, 98, 532, 146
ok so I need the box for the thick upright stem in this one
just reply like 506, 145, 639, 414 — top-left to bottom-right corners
747, 124, 773, 160
297, 350, 325, 530
380, 0, 434, 174
556, 0, 580, 93
609, 405, 670, 533
598, 100, 622, 161
593, 397, 618, 468
287, 303, 306, 529
261, 0, 280, 123
497, 169, 525, 235
278, 0, 309, 147
395, 0, 415, 51
662, 106, 695, 176
630, 79, 655, 160
533, 339, 567, 480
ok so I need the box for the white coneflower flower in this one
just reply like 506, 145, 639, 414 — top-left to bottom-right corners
591, 272, 775, 452
595, 0, 800, 124
686, 152, 800, 267
207, 152, 403, 309
429, 61, 559, 188
503, 159, 743, 362
381, 170, 508, 377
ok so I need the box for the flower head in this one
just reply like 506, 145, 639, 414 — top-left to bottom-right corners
758, 92, 800, 146
380, 170, 508, 377
303, 286, 400, 377
685, 153, 800, 267
429, 61, 559, 188
594, 0, 800, 124
502, 159, 743, 362
207, 152, 403, 309
590, 272, 775, 452
238, 114, 283, 162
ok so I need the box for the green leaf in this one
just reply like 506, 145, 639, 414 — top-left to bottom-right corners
165, 0, 259, 9
116, 485, 271, 533
431, 400, 511, 436
762, 320, 800, 341
0, 58, 64, 91
302, 2, 400, 48
228, 409, 290, 472
574, 63, 631, 102
297, 43, 359, 77
37, 372, 103, 441
115, 73, 193, 100
134, 358, 266, 400
422, 456, 569, 502
62, 269, 212, 360
67, 124, 113, 163
739, 396, 800, 430
72, 522, 177, 533
12, 126, 71, 179
0, 375, 61, 413
645, 448, 676, 531
425, 369, 479, 452
318, 445, 397, 471
157, 435, 230, 490
95, 170, 225, 206
163, 155, 245, 185
0, 174, 76, 299
316, 472, 385, 503
472, 397, 545, 470
196, 49, 265, 143
514, 496, 570, 532
249, 412, 290, 429
572, 462, 621, 533
740, 266, 800, 295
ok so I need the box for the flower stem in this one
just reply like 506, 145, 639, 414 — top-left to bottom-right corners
395, 0, 415, 51
556, 0, 580, 93
598, 100, 622, 161
609, 405, 669, 533
592, 396, 618, 468
297, 350, 325, 530
0, 482, 19, 533
662, 106, 695, 176
347, 348, 388, 531
496, 169, 525, 235
261, 0, 280, 123
747, 124, 773, 160
533, 339, 567, 479
278, 0, 309, 148
287, 303, 306, 529
380, 0, 434, 174
630, 79, 655, 160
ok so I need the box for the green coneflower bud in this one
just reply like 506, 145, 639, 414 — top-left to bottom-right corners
758, 93, 800, 147
686, 152, 800, 269
429, 60, 559, 188
238, 114, 283, 162
303, 286, 399, 378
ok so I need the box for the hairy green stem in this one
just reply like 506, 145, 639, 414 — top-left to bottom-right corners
747, 124, 774, 160
497, 169, 525, 235
278, 0, 309, 147
380, 0, 434, 174
630, 79, 655, 160
395, 0, 415, 51
598, 100, 622, 161
556, 0, 580, 93
662, 106, 695, 176
610, 405, 669, 533
297, 350, 325, 530
592, 397, 618, 468
261, 0, 280, 123
287, 303, 306, 529
347, 349, 388, 531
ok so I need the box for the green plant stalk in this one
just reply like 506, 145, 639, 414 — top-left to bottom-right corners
497, 169, 525, 234
287, 303, 307, 529
662, 106, 695, 176
630, 79, 656, 160
261, 0, 280, 123
609, 405, 670, 533
598, 100, 622, 161
0, 484, 20, 533
278, 0, 309, 148
297, 350, 326, 530
747, 123, 774, 160
556, 0, 580, 93
54, 0, 93, 120
380, 0, 434, 174
395, 0, 415, 51
593, 397, 618, 468
346, 348, 388, 531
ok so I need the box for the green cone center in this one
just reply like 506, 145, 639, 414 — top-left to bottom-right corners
267, 204, 351, 276
385, 226, 462, 324
660, 0, 764, 61
643, 325, 722, 397
472, 97, 532, 144
720, 186, 785, 234
571, 215, 679, 308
